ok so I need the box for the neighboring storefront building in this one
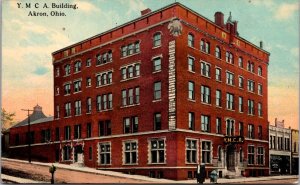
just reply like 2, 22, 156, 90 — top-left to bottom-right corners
291, 129, 299, 175
269, 119, 291, 175
8, 2, 270, 180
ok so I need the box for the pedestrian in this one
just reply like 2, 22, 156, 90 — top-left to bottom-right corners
198, 164, 206, 184
210, 169, 218, 184
196, 164, 201, 183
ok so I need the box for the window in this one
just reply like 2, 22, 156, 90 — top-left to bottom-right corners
98, 120, 111, 136
15, 134, 20, 145
150, 139, 165, 163
248, 99, 254, 115
63, 146, 71, 160
200, 62, 210, 77
121, 63, 140, 80
86, 97, 92, 114
89, 147, 93, 160
121, 87, 139, 106
75, 100, 81, 115
200, 39, 210, 53
86, 58, 91, 67
41, 129, 51, 143
285, 138, 290, 151
87, 123, 92, 138
64, 64, 71, 76
121, 42, 140, 57
248, 61, 254, 72
238, 76, 244, 88
123, 116, 138, 134
124, 141, 137, 164
202, 141, 211, 163
248, 146, 255, 165
64, 102, 71, 117
26, 131, 35, 144
258, 84, 262, 95
215, 46, 221, 59
55, 105, 60, 119
154, 82, 161, 100
86, 77, 91, 87
258, 66, 262, 76
56, 68, 60, 77
74, 80, 82, 92
239, 96, 243, 112
257, 147, 264, 165
216, 117, 221, 134
258, 103, 262, 117
215, 68, 221, 81
186, 139, 197, 163
153, 33, 161, 47
64, 83, 71, 95
96, 50, 113, 65
154, 113, 161, 130
99, 143, 111, 165
239, 122, 244, 136
55, 127, 60, 141
226, 52, 234, 64
188, 57, 195, 72
96, 93, 112, 111
216, 90, 221, 107
226, 119, 234, 136
218, 146, 222, 161
226, 93, 234, 110
247, 80, 255, 92
238, 57, 243, 68
201, 115, 210, 132
153, 57, 161, 72
248, 124, 254, 139
258, 126, 262, 139
64, 126, 71, 140
201, 85, 211, 104
188, 81, 195, 100
188, 33, 194, 47
226, 72, 234, 85
189, 112, 195, 130
74, 124, 81, 139
96, 71, 112, 87
74, 61, 81, 73
55, 87, 59, 95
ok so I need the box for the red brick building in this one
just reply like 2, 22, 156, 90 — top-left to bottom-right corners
9, 2, 270, 180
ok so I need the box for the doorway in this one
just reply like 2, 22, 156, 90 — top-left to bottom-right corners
226, 144, 235, 171
74, 145, 83, 163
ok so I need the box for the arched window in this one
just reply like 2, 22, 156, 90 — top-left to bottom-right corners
226, 51, 230, 62
215, 46, 221, 59
238, 57, 243, 68
218, 146, 222, 161
64, 64, 71, 76
258, 66, 262, 76
251, 62, 255, 73
247, 61, 251, 71
188, 33, 194, 47
205, 42, 210, 54
200, 39, 210, 54
74, 61, 81, 72
153, 32, 161, 47
239, 147, 243, 163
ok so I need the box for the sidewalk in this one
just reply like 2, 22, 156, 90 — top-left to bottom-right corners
2, 157, 299, 183
1, 174, 47, 183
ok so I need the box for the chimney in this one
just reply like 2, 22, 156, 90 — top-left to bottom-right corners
260, 41, 263, 49
141, 8, 151, 16
275, 118, 277, 126
233, 21, 238, 35
214, 12, 224, 28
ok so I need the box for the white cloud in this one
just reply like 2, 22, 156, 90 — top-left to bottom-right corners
74, 1, 100, 13
125, 0, 147, 16
275, 3, 299, 20
251, 0, 275, 9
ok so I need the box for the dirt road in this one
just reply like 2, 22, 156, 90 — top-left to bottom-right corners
2, 160, 151, 183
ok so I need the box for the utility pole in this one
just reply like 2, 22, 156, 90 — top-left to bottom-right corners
21, 109, 33, 163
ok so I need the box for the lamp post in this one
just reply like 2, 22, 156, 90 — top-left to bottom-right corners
21, 109, 33, 163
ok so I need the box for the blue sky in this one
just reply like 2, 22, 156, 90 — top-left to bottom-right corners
2, 0, 299, 128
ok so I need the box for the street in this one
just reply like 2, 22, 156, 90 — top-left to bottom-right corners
231, 178, 298, 184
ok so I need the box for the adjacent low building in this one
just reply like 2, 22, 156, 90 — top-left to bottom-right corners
291, 129, 299, 175
269, 119, 291, 175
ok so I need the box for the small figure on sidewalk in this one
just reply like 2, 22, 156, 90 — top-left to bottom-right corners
196, 164, 206, 184
209, 169, 218, 184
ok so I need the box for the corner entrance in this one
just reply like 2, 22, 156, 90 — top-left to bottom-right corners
74, 145, 83, 163
226, 144, 235, 171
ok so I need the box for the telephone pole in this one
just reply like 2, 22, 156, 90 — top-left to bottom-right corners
21, 109, 33, 163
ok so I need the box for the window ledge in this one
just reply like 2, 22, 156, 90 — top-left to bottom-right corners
74, 71, 81, 74
200, 51, 210, 55
152, 99, 162, 103
147, 162, 167, 165
152, 45, 161, 49
226, 109, 235, 112
188, 99, 196, 102
226, 83, 235, 87
64, 94, 71, 96
216, 57, 222, 61
201, 102, 211, 106
96, 83, 112, 88
75, 114, 82, 117
64, 116, 72, 119
152, 70, 162, 74
73, 91, 82, 94
239, 87, 244, 90
201, 75, 211, 79
123, 163, 139, 166
120, 76, 140, 82
96, 61, 113, 67
86, 86, 91, 88
216, 106, 222, 108
188, 70, 195, 73
63, 74, 71, 77
86, 112, 92, 115
121, 104, 140, 108
247, 114, 255, 116
120, 52, 141, 59
97, 109, 113, 112
216, 80, 222, 83
188, 45, 196, 50
186, 162, 198, 165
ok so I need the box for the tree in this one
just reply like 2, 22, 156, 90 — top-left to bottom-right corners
1, 108, 16, 133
